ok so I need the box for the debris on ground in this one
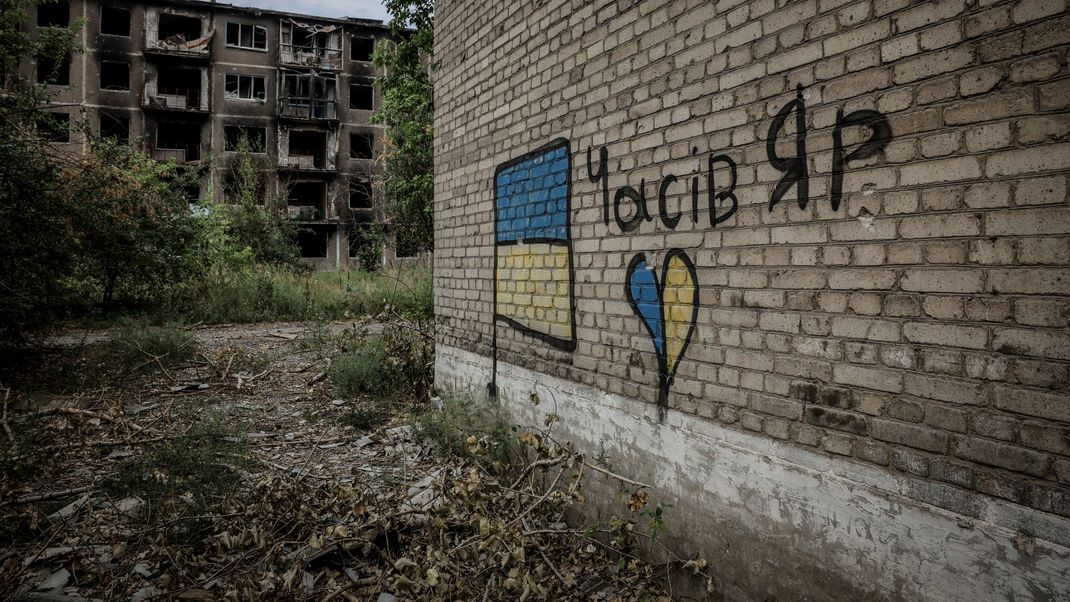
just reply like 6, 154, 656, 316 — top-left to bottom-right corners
0, 320, 712, 600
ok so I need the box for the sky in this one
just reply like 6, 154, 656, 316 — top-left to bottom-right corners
231, 0, 391, 21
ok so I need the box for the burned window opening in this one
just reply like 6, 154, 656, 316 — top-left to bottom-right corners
36, 53, 70, 85
347, 223, 375, 258
37, 112, 70, 142
154, 120, 201, 162
288, 181, 326, 220
182, 182, 201, 203
281, 72, 337, 119
286, 130, 327, 169
349, 82, 373, 110
37, 0, 69, 27
351, 37, 374, 61
148, 66, 203, 109
100, 60, 129, 90
156, 14, 202, 42
349, 177, 372, 209
225, 22, 267, 50
281, 21, 343, 70
349, 132, 373, 159
100, 6, 130, 36
224, 125, 266, 152
297, 228, 329, 258
100, 112, 129, 142
224, 73, 266, 101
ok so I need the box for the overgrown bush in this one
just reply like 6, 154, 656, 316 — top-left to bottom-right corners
214, 133, 300, 267
330, 318, 433, 403
0, 0, 85, 341
350, 223, 386, 271
372, 0, 434, 254
67, 140, 207, 307
379, 321, 434, 400
414, 392, 517, 472
330, 344, 398, 399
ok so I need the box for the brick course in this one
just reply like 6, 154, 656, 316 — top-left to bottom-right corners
435, 0, 1070, 522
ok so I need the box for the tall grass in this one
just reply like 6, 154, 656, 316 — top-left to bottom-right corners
111, 322, 198, 372
174, 265, 432, 324
330, 322, 433, 401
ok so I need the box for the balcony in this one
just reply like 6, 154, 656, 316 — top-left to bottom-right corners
279, 97, 338, 121
280, 43, 343, 70
279, 126, 337, 172
151, 143, 199, 163
152, 120, 201, 163
279, 154, 335, 172
143, 81, 207, 112
287, 181, 328, 222
280, 21, 343, 71
287, 205, 322, 220
145, 27, 212, 58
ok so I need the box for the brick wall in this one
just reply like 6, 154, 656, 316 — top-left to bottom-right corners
433, 0, 1070, 572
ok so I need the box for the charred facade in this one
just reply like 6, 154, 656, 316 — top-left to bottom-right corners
24, 0, 392, 268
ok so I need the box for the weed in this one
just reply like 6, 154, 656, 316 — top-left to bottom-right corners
176, 266, 338, 324
339, 401, 390, 430
642, 502, 673, 543
330, 344, 398, 399
295, 320, 338, 359
111, 322, 197, 373
206, 345, 271, 378
378, 322, 434, 401
413, 392, 518, 472
104, 414, 249, 537
334, 267, 433, 321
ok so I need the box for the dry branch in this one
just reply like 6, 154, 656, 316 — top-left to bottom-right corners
1, 486, 96, 508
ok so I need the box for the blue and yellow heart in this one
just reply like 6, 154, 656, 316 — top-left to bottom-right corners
625, 249, 699, 405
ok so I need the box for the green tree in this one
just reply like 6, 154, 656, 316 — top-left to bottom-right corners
65, 139, 204, 307
0, 0, 83, 338
372, 0, 434, 255
219, 133, 299, 267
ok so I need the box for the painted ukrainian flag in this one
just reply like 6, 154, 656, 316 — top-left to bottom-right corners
493, 139, 575, 351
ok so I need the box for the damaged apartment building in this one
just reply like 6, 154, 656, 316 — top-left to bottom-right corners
24, 0, 393, 268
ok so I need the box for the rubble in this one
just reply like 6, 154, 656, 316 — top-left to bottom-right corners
0, 322, 708, 600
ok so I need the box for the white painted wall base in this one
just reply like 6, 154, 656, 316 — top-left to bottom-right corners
436, 344, 1070, 601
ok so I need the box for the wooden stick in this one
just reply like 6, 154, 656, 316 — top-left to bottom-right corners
254, 434, 363, 448
32, 407, 144, 432
1, 485, 95, 507
2, 387, 14, 448
581, 460, 651, 489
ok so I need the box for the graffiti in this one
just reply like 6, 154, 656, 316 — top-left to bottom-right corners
491, 88, 892, 413
766, 85, 809, 211
626, 249, 699, 421
586, 145, 610, 225
831, 108, 892, 211
767, 84, 892, 211
586, 146, 739, 231
492, 138, 576, 353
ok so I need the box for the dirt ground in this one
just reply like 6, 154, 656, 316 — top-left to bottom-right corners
0, 321, 448, 599
0, 322, 702, 601
18, 320, 399, 483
